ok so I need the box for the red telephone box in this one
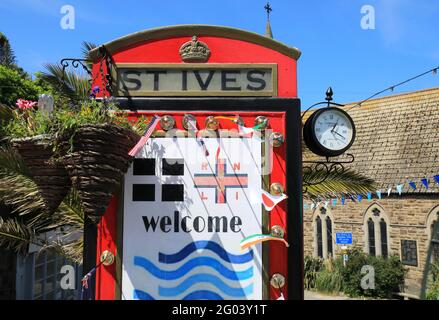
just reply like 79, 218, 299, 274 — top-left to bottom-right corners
88, 25, 303, 300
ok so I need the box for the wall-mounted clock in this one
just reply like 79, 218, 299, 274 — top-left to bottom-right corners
303, 107, 356, 157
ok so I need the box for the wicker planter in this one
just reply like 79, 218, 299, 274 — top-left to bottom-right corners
11, 135, 72, 213
59, 124, 139, 223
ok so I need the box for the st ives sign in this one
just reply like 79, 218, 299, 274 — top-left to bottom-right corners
114, 64, 277, 97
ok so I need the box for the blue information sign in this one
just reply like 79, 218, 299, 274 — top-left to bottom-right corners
336, 232, 353, 245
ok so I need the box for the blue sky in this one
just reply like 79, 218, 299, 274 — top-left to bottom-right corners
1, 0, 438, 108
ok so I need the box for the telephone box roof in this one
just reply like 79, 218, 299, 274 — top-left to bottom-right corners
89, 24, 301, 61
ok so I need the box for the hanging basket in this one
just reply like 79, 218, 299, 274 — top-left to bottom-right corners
11, 135, 72, 213
59, 124, 139, 223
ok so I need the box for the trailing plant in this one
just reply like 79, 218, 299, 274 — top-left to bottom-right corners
3, 98, 148, 141
304, 256, 324, 289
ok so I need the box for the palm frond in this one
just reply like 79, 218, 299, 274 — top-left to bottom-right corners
304, 168, 376, 200
81, 41, 96, 65
0, 217, 37, 253
40, 63, 90, 102
0, 146, 46, 216
37, 188, 84, 233
42, 236, 83, 264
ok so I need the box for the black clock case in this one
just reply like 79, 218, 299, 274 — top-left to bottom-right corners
303, 107, 356, 157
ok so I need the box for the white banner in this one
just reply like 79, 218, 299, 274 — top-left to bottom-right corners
122, 136, 263, 300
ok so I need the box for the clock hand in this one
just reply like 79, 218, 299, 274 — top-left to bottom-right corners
333, 130, 345, 139
331, 120, 339, 133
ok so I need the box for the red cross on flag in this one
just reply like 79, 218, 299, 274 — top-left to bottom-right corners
261, 189, 288, 211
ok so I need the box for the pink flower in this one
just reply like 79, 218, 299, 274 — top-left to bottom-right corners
16, 99, 37, 110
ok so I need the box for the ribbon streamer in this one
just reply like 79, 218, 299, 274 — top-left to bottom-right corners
128, 115, 161, 157
187, 120, 209, 157
261, 189, 288, 211
240, 234, 289, 250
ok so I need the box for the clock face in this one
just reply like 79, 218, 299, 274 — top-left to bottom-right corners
313, 108, 354, 152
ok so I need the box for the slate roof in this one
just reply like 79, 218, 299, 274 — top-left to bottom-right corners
303, 87, 439, 194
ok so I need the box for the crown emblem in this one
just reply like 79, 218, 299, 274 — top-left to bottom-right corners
179, 36, 211, 63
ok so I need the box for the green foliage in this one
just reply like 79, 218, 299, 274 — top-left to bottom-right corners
0, 65, 45, 106
0, 32, 17, 67
315, 258, 344, 294
304, 256, 324, 289
3, 99, 148, 140
4, 107, 52, 138
340, 247, 406, 298
426, 260, 439, 300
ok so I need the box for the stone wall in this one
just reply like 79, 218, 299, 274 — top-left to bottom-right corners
303, 196, 439, 297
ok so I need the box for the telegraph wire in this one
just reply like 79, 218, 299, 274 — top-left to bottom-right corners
347, 65, 439, 112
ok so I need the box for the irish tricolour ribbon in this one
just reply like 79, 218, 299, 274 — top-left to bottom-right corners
261, 189, 288, 211
240, 234, 289, 250
128, 115, 161, 157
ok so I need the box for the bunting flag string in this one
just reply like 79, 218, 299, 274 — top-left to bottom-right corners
240, 234, 289, 250
304, 173, 439, 210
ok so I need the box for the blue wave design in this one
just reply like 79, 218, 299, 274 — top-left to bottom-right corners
159, 241, 253, 264
133, 289, 155, 300
134, 256, 253, 281
159, 273, 253, 297
183, 290, 224, 300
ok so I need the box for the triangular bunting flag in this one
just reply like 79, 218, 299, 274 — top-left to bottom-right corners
434, 175, 439, 185
261, 190, 288, 211
409, 181, 417, 190
421, 178, 429, 189
332, 198, 338, 207
396, 184, 403, 195
367, 192, 372, 200
357, 194, 363, 202
376, 190, 382, 199
341, 195, 346, 205
387, 188, 392, 197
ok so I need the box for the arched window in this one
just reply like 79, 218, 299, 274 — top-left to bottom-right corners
380, 219, 388, 258
326, 216, 333, 258
364, 205, 389, 258
426, 209, 439, 262
368, 218, 376, 256
316, 216, 323, 258
314, 207, 334, 259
